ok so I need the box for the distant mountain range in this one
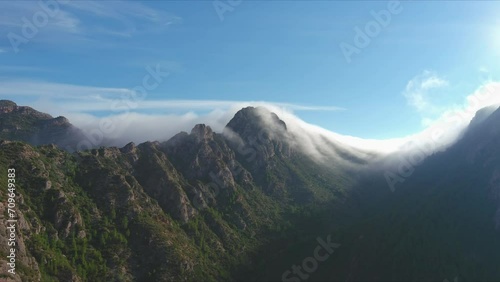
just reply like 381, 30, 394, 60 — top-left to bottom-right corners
0, 100, 85, 151
0, 100, 499, 281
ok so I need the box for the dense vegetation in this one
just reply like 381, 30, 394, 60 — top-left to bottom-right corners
1, 102, 499, 281
0, 136, 352, 281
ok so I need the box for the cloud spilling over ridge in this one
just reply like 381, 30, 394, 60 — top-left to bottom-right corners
226, 105, 405, 163
36, 100, 344, 149
370, 81, 500, 178
403, 70, 449, 114
12, 81, 500, 165
396, 81, 500, 154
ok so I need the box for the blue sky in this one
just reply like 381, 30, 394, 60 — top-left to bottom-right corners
1, 0, 499, 140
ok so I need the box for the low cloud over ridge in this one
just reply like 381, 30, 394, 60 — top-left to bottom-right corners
7, 81, 500, 164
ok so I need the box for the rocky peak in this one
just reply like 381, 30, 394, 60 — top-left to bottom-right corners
469, 105, 499, 128
165, 131, 189, 147
462, 105, 500, 143
0, 100, 86, 151
0, 100, 52, 120
121, 142, 137, 154
39, 116, 71, 128
190, 124, 214, 142
0, 100, 17, 113
225, 107, 287, 141
54, 116, 70, 124
223, 106, 291, 167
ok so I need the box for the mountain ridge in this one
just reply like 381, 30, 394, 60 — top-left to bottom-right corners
0, 100, 85, 151
1, 100, 500, 281
0, 100, 354, 281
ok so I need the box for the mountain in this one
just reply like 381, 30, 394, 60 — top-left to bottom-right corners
0, 100, 85, 151
308, 105, 500, 281
0, 103, 356, 281
1, 101, 499, 282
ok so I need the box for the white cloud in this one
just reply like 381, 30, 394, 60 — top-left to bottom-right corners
56, 102, 395, 166
26, 85, 500, 167
420, 82, 500, 132
403, 70, 449, 113
0, 80, 348, 155
275, 81, 500, 162
394, 81, 500, 157
420, 75, 448, 90
0, 80, 131, 99
4, 80, 500, 166
54, 100, 345, 113
0, 80, 344, 112
26, 100, 348, 154
64, 1, 180, 25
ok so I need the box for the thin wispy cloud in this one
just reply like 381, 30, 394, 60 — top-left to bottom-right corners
65, 1, 180, 24
63, 1, 181, 37
395, 81, 500, 158
0, 66, 47, 73
59, 100, 345, 112
0, 80, 131, 99
403, 70, 500, 129
0, 80, 344, 112
420, 81, 500, 129
4, 80, 500, 159
0, 1, 80, 33
38, 101, 380, 158
0, 1, 180, 51
403, 70, 449, 113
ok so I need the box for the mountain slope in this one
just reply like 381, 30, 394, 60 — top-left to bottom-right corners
0, 103, 357, 281
2, 100, 500, 282
0, 100, 85, 151
313, 106, 500, 281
